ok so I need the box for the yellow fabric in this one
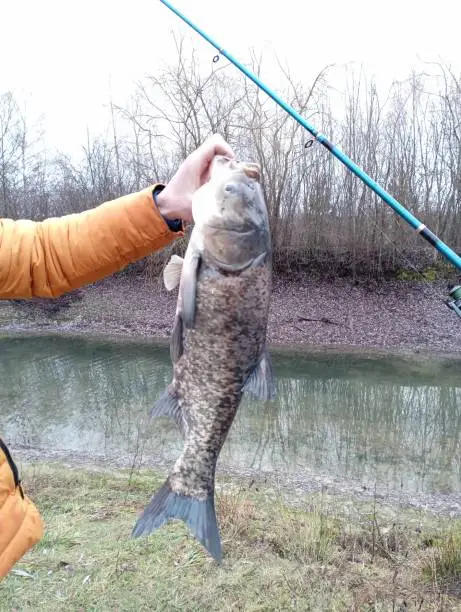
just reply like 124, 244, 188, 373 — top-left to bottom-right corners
0, 186, 184, 578
0, 185, 183, 299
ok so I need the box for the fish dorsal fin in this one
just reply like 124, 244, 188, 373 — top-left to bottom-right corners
163, 255, 184, 291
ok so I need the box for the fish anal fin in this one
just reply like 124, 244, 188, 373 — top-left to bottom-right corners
150, 386, 184, 435
132, 479, 222, 563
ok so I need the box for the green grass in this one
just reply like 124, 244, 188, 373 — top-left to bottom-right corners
395, 261, 457, 282
1, 462, 460, 611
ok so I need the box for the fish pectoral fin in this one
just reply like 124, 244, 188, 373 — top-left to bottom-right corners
243, 347, 276, 401
132, 479, 222, 563
150, 386, 184, 435
163, 254, 184, 291
171, 313, 183, 363
181, 247, 201, 328
250, 251, 268, 268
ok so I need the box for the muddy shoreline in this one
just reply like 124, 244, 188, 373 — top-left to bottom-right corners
0, 274, 460, 354
11, 445, 461, 519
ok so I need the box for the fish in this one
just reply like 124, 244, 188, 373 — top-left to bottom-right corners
132, 154, 276, 563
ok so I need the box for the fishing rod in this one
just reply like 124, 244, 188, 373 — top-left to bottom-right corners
159, 0, 461, 317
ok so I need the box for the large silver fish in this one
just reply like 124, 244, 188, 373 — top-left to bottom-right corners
132, 155, 275, 562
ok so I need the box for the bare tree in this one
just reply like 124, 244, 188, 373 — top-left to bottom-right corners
1, 45, 460, 280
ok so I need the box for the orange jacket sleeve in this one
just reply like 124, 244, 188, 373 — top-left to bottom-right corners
0, 185, 184, 299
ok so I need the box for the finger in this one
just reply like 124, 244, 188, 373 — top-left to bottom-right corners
210, 135, 235, 159
200, 134, 235, 163
194, 136, 234, 186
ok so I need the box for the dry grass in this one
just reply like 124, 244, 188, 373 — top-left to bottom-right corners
422, 528, 461, 599
1, 462, 460, 611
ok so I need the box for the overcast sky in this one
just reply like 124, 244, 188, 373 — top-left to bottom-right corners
2, 0, 459, 155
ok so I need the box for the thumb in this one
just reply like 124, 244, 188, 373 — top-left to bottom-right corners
195, 134, 236, 185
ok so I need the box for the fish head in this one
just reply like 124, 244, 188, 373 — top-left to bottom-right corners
192, 155, 271, 271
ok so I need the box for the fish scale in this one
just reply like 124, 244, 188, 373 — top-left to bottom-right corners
172, 267, 270, 496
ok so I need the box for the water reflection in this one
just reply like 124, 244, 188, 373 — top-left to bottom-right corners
0, 335, 460, 496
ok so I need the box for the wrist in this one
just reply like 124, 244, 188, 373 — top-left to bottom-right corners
152, 185, 182, 232
153, 186, 175, 219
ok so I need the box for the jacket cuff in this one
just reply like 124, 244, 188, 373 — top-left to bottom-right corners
152, 185, 183, 233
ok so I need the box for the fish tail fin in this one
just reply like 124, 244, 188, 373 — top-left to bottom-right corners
131, 479, 222, 562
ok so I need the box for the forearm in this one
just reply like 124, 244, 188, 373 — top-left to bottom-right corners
0, 185, 184, 299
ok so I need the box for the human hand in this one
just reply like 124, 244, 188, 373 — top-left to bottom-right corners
156, 134, 235, 224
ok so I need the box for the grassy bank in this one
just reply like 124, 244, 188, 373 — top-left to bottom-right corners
1, 463, 461, 611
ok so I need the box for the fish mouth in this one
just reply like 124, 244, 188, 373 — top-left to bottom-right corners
241, 163, 260, 180
208, 255, 261, 272
206, 225, 256, 236
213, 156, 261, 181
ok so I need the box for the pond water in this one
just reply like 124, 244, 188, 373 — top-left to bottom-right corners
1, 335, 460, 503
